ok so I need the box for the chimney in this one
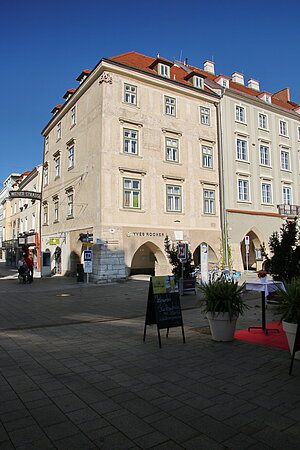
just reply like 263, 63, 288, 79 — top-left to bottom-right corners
204, 60, 215, 74
248, 78, 260, 91
232, 72, 244, 85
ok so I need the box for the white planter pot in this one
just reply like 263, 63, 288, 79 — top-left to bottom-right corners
282, 321, 300, 360
206, 312, 237, 342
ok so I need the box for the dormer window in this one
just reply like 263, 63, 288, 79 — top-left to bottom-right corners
159, 64, 170, 77
215, 75, 230, 89
258, 92, 272, 104
193, 76, 204, 89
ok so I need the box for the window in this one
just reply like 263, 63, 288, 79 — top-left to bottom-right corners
262, 183, 272, 204
204, 189, 215, 214
260, 145, 270, 166
54, 201, 59, 222
55, 157, 60, 178
123, 178, 141, 209
200, 107, 210, 125
236, 139, 247, 161
71, 106, 76, 126
283, 186, 291, 205
68, 146, 75, 169
202, 146, 213, 168
281, 150, 290, 170
57, 122, 61, 140
123, 129, 138, 154
43, 205, 48, 225
159, 64, 170, 77
67, 193, 74, 217
167, 185, 182, 212
236, 105, 245, 122
45, 136, 49, 153
279, 120, 287, 136
165, 138, 179, 162
194, 76, 203, 89
43, 167, 48, 186
165, 96, 176, 116
238, 179, 249, 201
259, 113, 267, 129
124, 84, 137, 104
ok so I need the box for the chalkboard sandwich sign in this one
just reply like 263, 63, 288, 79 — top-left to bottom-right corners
143, 276, 185, 348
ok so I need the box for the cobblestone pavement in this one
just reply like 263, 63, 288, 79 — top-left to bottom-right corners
0, 268, 300, 449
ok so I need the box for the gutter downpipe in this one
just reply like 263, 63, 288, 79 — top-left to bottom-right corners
215, 89, 229, 268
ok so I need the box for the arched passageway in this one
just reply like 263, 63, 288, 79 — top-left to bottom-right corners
240, 230, 263, 270
130, 241, 168, 276
193, 243, 218, 270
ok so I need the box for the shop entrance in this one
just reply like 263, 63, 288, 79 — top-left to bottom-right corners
240, 230, 262, 271
130, 242, 168, 276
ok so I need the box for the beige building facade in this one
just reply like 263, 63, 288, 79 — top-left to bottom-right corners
41, 53, 222, 280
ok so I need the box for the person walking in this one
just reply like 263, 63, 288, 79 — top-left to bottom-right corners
18, 256, 28, 283
25, 253, 34, 283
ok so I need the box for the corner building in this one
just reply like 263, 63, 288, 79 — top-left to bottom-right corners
41, 52, 222, 280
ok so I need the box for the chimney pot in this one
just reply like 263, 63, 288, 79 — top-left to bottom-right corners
204, 60, 215, 74
232, 72, 244, 85
248, 78, 260, 91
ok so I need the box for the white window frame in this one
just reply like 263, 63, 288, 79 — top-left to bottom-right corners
279, 120, 287, 136
194, 76, 203, 89
281, 150, 290, 170
166, 185, 182, 212
259, 113, 268, 129
203, 189, 215, 214
45, 136, 49, 153
123, 129, 138, 155
43, 167, 48, 186
43, 205, 48, 225
67, 193, 74, 218
283, 186, 292, 205
261, 183, 272, 204
57, 122, 61, 140
123, 178, 141, 209
68, 146, 75, 169
260, 145, 270, 166
55, 157, 60, 178
165, 96, 176, 116
124, 84, 137, 105
238, 179, 250, 202
236, 139, 247, 161
202, 145, 213, 168
71, 106, 76, 126
165, 137, 179, 162
200, 107, 210, 125
235, 105, 245, 123
54, 201, 59, 222
159, 64, 170, 78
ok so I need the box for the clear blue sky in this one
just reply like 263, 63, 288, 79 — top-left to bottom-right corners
1, 0, 299, 184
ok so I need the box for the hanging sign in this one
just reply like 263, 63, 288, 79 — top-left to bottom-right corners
201, 243, 208, 283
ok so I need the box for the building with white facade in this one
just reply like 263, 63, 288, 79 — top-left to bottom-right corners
41, 52, 222, 281
0, 173, 21, 261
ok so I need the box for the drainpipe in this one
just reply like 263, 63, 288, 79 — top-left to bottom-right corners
215, 91, 228, 268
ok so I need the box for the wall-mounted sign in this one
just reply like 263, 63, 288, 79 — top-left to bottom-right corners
18, 237, 26, 245
245, 236, 250, 245
50, 238, 60, 245
27, 234, 36, 245
126, 231, 165, 237
10, 191, 42, 200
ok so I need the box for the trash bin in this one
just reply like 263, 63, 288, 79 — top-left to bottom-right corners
76, 263, 84, 282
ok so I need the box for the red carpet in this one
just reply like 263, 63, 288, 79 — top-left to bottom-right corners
235, 321, 289, 350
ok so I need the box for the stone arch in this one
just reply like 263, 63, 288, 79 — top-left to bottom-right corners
193, 243, 218, 270
130, 241, 169, 276
240, 228, 264, 271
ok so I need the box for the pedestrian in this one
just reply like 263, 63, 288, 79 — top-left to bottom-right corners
18, 256, 28, 283
25, 253, 34, 283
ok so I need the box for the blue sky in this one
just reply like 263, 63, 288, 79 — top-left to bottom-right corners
1, 0, 299, 184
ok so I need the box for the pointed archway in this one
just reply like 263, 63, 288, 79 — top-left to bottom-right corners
193, 243, 218, 270
130, 241, 169, 276
240, 229, 263, 271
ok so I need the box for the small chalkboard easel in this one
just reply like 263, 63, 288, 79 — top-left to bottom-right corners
289, 321, 300, 375
143, 276, 185, 348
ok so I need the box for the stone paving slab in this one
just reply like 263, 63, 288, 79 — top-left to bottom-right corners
0, 274, 300, 449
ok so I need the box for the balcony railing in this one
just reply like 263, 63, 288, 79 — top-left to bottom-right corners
277, 204, 300, 216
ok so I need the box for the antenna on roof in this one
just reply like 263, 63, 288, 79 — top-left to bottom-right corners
157, 52, 160, 58
212, 55, 214, 62
179, 50, 183, 62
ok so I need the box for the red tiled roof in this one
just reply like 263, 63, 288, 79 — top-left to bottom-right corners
63, 89, 76, 99
51, 104, 63, 114
109, 52, 299, 113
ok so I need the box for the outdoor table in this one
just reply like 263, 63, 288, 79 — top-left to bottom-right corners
244, 280, 284, 335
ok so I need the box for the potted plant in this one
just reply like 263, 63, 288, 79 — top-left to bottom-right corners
275, 277, 300, 359
197, 279, 248, 341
